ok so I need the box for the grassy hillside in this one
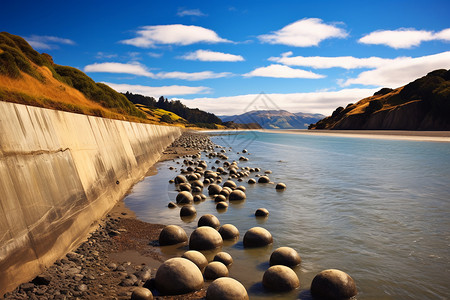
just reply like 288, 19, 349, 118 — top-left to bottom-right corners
0, 32, 148, 122
309, 69, 450, 130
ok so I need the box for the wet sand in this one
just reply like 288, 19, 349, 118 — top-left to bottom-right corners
260, 129, 450, 142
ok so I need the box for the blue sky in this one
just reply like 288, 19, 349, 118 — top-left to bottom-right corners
2, 0, 450, 115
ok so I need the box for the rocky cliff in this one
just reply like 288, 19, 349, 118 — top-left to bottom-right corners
309, 69, 450, 130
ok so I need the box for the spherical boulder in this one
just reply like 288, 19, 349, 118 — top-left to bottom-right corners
310, 269, 357, 300
243, 227, 273, 248
218, 224, 240, 240
176, 191, 193, 204
131, 287, 153, 300
180, 205, 196, 217
275, 182, 287, 190
193, 195, 202, 202
236, 186, 246, 192
204, 261, 229, 280
248, 178, 256, 184
258, 176, 270, 183
223, 180, 237, 189
168, 202, 177, 208
174, 175, 188, 184
255, 208, 269, 217
192, 180, 204, 189
270, 247, 301, 267
159, 225, 188, 246
181, 250, 208, 272
189, 226, 223, 250
213, 252, 233, 266
229, 190, 246, 201
216, 201, 228, 210
206, 277, 249, 300
178, 183, 191, 192
155, 258, 204, 295
214, 195, 227, 203
198, 214, 220, 229
208, 184, 222, 195
262, 265, 300, 292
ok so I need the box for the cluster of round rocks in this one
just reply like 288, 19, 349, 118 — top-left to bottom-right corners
148, 140, 358, 299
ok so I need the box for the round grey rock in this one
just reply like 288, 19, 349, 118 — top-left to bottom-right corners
159, 225, 188, 246
155, 258, 204, 295
206, 277, 249, 300
180, 205, 196, 217
204, 261, 229, 280
243, 227, 273, 248
310, 269, 357, 300
229, 190, 246, 201
270, 247, 301, 267
131, 287, 153, 300
213, 252, 233, 266
182, 250, 208, 272
198, 214, 220, 229
262, 265, 300, 292
218, 224, 240, 240
189, 226, 223, 250
176, 191, 193, 204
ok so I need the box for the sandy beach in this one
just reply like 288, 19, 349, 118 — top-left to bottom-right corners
260, 129, 450, 143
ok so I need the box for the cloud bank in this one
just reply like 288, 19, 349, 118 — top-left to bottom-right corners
180, 49, 244, 62
244, 64, 325, 79
177, 88, 378, 115
258, 18, 348, 47
359, 28, 450, 49
121, 24, 230, 48
84, 62, 231, 80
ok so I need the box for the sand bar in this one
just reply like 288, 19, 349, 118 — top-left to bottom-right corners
260, 129, 450, 143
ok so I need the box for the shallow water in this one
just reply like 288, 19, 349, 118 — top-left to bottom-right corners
124, 131, 450, 299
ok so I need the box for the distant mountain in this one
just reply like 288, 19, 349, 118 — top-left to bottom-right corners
309, 69, 450, 130
220, 110, 325, 129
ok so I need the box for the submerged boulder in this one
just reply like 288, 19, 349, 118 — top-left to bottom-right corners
155, 258, 204, 295
262, 265, 300, 292
189, 226, 223, 250
310, 269, 357, 300
206, 277, 248, 300
158, 225, 188, 246
243, 227, 273, 248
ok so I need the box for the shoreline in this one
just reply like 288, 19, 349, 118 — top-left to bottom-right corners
3, 131, 208, 300
259, 129, 450, 142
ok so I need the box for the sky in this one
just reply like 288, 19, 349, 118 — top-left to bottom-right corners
1, 0, 450, 116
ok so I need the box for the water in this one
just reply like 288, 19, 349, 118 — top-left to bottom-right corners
124, 131, 450, 299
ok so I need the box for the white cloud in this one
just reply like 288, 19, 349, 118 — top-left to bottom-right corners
26, 35, 75, 50
178, 88, 378, 115
258, 18, 348, 47
269, 51, 401, 69
343, 51, 450, 87
84, 62, 230, 80
84, 62, 155, 77
243, 64, 325, 79
104, 82, 212, 97
121, 24, 230, 48
177, 8, 206, 17
147, 52, 163, 58
180, 49, 244, 62
359, 28, 450, 49
156, 71, 232, 80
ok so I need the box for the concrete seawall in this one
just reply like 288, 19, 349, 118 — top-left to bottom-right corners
0, 101, 182, 295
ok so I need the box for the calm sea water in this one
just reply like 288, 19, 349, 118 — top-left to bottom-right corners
124, 131, 450, 300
